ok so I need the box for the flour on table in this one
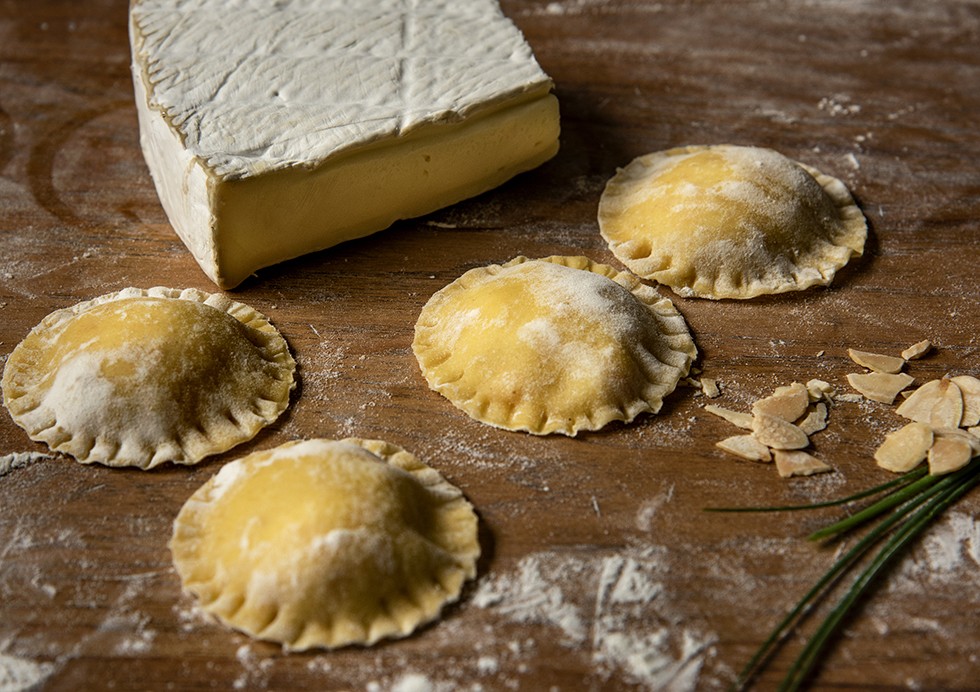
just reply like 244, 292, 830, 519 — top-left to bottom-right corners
473, 546, 717, 691
367, 672, 467, 692
475, 656, 499, 675
472, 552, 588, 644
104, 611, 157, 655
635, 484, 675, 531
818, 94, 861, 116
390, 673, 437, 692
233, 644, 274, 691
0, 452, 52, 478
0, 652, 54, 692
531, 0, 656, 16
889, 511, 980, 590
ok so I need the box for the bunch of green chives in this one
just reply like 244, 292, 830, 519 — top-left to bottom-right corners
709, 457, 980, 691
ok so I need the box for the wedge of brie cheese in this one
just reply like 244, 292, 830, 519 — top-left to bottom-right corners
130, 0, 560, 288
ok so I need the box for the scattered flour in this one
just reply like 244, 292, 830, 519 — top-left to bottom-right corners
472, 553, 588, 644
530, 0, 663, 16
0, 453, 52, 477
233, 644, 274, 691
593, 554, 714, 691
890, 511, 980, 590
635, 484, 675, 531
390, 673, 436, 692
367, 672, 473, 692
818, 94, 862, 117
105, 611, 157, 655
473, 546, 717, 691
0, 652, 54, 692
475, 656, 499, 675
174, 600, 212, 633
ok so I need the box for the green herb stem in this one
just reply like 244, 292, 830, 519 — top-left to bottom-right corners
706, 467, 928, 514
732, 468, 942, 689
732, 459, 980, 690
778, 466, 980, 691
806, 471, 942, 542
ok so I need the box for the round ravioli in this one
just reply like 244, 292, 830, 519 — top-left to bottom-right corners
598, 144, 867, 299
413, 255, 698, 436
1, 287, 295, 469
170, 438, 480, 650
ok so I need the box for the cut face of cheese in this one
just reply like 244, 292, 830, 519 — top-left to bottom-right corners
130, 0, 560, 288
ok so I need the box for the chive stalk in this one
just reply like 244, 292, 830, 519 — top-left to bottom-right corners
725, 457, 980, 691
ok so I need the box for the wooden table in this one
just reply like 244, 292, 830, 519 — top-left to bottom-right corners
2, 1, 979, 689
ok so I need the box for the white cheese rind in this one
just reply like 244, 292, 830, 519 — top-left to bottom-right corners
130, 0, 560, 288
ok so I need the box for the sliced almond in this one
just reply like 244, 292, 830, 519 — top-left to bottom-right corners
895, 377, 964, 428
752, 382, 810, 422
901, 339, 932, 361
950, 375, 980, 427
797, 402, 828, 435
931, 427, 980, 454
752, 412, 810, 450
700, 377, 721, 399
847, 348, 906, 374
704, 404, 754, 430
873, 422, 933, 473
835, 392, 864, 403
969, 426, 980, 439
928, 432, 974, 475
805, 379, 835, 403
846, 372, 915, 404
773, 450, 833, 478
716, 435, 772, 463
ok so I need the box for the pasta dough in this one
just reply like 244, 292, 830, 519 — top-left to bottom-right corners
413, 255, 697, 435
1, 287, 295, 469
598, 144, 867, 299
170, 438, 480, 650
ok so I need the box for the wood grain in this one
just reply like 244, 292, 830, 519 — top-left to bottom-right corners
2, 1, 979, 689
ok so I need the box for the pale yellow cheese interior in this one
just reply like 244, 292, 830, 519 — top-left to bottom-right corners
131, 0, 562, 289
212, 94, 560, 288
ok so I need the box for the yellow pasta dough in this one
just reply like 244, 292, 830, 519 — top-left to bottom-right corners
1, 287, 295, 469
598, 144, 867, 299
413, 256, 697, 435
170, 438, 480, 650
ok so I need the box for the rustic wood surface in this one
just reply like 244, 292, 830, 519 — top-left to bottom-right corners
2, 1, 979, 690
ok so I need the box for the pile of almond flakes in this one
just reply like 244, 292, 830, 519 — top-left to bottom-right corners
702, 339, 980, 479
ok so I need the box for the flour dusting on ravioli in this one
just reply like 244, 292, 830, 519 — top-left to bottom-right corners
170, 438, 480, 650
413, 256, 698, 435
598, 144, 867, 299
1, 287, 295, 469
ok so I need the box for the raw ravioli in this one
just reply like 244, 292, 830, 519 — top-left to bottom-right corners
170, 438, 480, 650
598, 144, 867, 299
1, 287, 295, 469
413, 256, 697, 435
